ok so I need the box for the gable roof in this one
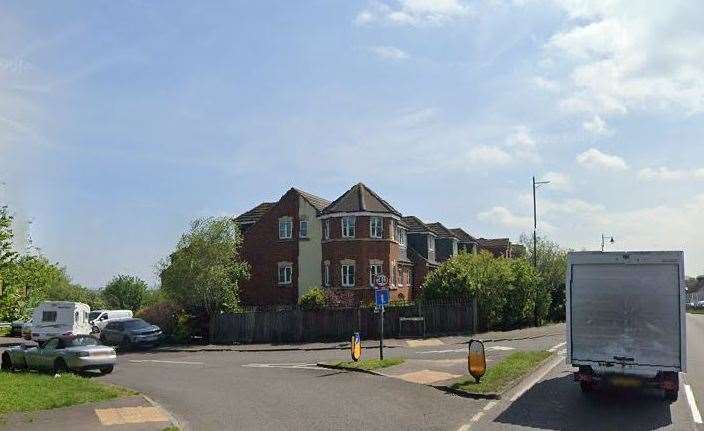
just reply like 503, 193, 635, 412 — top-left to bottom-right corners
401, 216, 433, 234
477, 238, 511, 249
234, 202, 276, 224
450, 228, 477, 243
293, 188, 331, 212
321, 183, 401, 216
426, 222, 458, 239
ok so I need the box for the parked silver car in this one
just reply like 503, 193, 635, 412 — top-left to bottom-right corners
1, 335, 116, 374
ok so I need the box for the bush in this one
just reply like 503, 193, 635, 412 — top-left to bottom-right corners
136, 301, 180, 339
299, 288, 326, 310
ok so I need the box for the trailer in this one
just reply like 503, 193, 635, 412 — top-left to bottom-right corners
566, 251, 686, 401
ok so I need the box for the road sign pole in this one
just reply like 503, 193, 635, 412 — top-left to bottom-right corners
379, 305, 384, 360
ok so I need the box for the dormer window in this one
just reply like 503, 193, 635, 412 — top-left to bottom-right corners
324, 219, 330, 240
370, 216, 383, 238
279, 217, 292, 239
428, 235, 434, 252
342, 216, 356, 238
452, 239, 458, 255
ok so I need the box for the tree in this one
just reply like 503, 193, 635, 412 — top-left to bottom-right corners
520, 233, 568, 321
0, 206, 18, 269
159, 217, 250, 327
102, 275, 149, 311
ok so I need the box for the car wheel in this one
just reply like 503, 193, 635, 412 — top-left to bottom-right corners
99, 365, 114, 375
53, 359, 69, 375
1, 353, 12, 372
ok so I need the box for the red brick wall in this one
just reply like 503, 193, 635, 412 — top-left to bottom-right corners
240, 189, 300, 306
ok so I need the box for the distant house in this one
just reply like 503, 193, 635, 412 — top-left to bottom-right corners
426, 222, 461, 263
450, 228, 479, 254
477, 238, 513, 258
402, 216, 440, 299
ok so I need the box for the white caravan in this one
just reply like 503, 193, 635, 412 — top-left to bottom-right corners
89, 310, 133, 331
30, 301, 92, 343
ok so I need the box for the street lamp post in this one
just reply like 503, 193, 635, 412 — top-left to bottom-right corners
532, 176, 550, 267
601, 234, 615, 252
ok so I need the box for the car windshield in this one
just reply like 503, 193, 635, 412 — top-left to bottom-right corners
88, 312, 102, 321
123, 319, 150, 330
66, 337, 99, 347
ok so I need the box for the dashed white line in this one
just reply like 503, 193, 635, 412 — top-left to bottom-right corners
420, 346, 514, 355
242, 363, 320, 370
483, 401, 497, 411
510, 355, 564, 402
548, 342, 566, 352
129, 359, 204, 365
685, 384, 703, 424
456, 399, 498, 430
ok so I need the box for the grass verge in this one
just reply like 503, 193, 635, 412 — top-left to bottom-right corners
0, 372, 135, 415
329, 358, 405, 371
451, 351, 551, 395
687, 309, 704, 315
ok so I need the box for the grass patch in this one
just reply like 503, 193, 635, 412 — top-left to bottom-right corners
0, 327, 10, 337
687, 308, 704, 315
451, 351, 551, 395
329, 358, 404, 371
0, 372, 135, 415
161, 427, 180, 431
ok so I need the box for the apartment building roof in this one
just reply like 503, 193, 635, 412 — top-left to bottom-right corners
401, 216, 433, 234
234, 202, 276, 225
426, 222, 458, 239
321, 183, 401, 216
450, 228, 478, 243
477, 238, 511, 249
293, 188, 331, 212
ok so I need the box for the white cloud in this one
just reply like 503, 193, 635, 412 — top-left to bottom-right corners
542, 171, 571, 191
355, 0, 473, 26
582, 115, 610, 135
544, 1, 704, 117
505, 125, 540, 163
366, 45, 409, 60
532, 76, 560, 92
638, 166, 704, 182
477, 206, 535, 230
466, 145, 512, 166
576, 148, 628, 171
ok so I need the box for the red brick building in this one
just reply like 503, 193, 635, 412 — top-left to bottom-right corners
235, 182, 516, 306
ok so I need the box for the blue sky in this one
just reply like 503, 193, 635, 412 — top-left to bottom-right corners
2, 0, 704, 287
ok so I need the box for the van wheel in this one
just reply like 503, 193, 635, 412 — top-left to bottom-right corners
580, 381, 594, 393
54, 359, 69, 374
665, 389, 678, 402
99, 366, 114, 375
1, 353, 12, 372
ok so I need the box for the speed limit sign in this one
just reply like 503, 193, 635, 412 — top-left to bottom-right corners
374, 274, 388, 288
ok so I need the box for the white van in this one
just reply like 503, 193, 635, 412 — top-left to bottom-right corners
89, 310, 133, 331
30, 301, 92, 343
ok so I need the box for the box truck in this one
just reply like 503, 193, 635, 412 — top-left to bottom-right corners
566, 251, 686, 401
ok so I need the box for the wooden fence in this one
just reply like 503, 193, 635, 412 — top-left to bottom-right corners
211, 299, 477, 344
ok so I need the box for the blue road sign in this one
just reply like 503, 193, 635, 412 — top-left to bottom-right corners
375, 289, 390, 306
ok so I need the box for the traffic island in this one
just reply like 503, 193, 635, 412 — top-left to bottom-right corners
442, 350, 552, 399
317, 358, 405, 375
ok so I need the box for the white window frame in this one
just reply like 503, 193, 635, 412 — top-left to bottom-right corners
396, 226, 406, 247
299, 219, 309, 239
342, 216, 356, 238
324, 219, 330, 240
341, 261, 355, 287
369, 261, 383, 287
323, 261, 330, 287
278, 217, 292, 240
452, 239, 458, 255
370, 216, 383, 239
428, 235, 434, 252
278, 262, 292, 285
391, 261, 397, 287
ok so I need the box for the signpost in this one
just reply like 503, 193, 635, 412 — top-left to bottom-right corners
374, 274, 389, 360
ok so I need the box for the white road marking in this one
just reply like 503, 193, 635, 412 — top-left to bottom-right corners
456, 398, 498, 430
548, 342, 566, 352
420, 346, 514, 355
456, 424, 471, 431
488, 346, 515, 351
483, 401, 497, 411
469, 411, 484, 422
129, 360, 204, 365
242, 363, 320, 370
685, 384, 703, 424
510, 355, 564, 402
558, 349, 566, 355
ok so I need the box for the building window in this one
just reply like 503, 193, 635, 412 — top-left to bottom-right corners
279, 217, 292, 239
390, 220, 394, 240
396, 226, 406, 247
342, 216, 356, 238
323, 261, 330, 287
341, 262, 355, 287
369, 261, 382, 287
299, 220, 308, 238
391, 262, 397, 286
278, 262, 292, 285
428, 235, 434, 251
324, 219, 330, 240
370, 216, 383, 238
452, 239, 458, 255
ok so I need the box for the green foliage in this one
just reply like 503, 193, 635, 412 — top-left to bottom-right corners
329, 358, 405, 371
422, 251, 550, 330
299, 287, 327, 310
0, 206, 18, 271
159, 217, 250, 322
136, 301, 181, 337
520, 234, 568, 321
451, 351, 551, 394
101, 274, 148, 311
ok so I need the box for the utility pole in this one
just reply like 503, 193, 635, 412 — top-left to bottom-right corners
601, 234, 615, 252
532, 176, 550, 268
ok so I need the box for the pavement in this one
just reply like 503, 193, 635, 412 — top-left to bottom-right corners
0, 395, 173, 431
2, 318, 703, 430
